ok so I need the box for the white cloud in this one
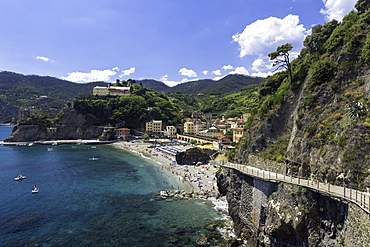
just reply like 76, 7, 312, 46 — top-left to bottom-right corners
61, 68, 118, 83
212, 75, 225, 81
112, 67, 120, 71
160, 75, 181, 87
251, 58, 272, 72
178, 68, 197, 77
251, 71, 274, 78
121, 67, 136, 77
229, 66, 250, 76
202, 70, 209, 75
232, 14, 307, 58
36, 56, 53, 62
222, 65, 234, 70
320, 0, 357, 21
212, 70, 222, 76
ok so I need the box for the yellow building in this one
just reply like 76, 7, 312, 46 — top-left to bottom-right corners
146, 120, 163, 135
232, 127, 244, 143
183, 121, 195, 135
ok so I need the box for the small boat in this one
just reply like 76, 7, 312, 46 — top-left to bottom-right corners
89, 157, 99, 161
47, 148, 54, 151
52, 142, 58, 146
32, 185, 39, 193
28, 142, 34, 146
14, 175, 26, 181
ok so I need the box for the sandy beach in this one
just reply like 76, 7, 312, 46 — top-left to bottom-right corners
111, 141, 220, 196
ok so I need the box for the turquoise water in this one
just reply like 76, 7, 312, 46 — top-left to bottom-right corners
0, 127, 223, 246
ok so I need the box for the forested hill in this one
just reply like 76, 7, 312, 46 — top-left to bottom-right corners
0, 71, 105, 122
139, 74, 264, 94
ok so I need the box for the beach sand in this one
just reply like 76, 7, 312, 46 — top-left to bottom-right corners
111, 141, 220, 196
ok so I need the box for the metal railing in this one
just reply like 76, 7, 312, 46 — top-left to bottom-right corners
217, 161, 370, 214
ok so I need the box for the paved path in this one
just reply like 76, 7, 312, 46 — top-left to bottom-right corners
217, 161, 370, 214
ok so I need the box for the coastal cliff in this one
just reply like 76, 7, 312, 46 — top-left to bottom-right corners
5, 108, 104, 142
217, 167, 370, 246
219, 6, 370, 245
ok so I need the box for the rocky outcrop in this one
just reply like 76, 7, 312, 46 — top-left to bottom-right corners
175, 147, 217, 165
5, 108, 104, 142
216, 167, 369, 246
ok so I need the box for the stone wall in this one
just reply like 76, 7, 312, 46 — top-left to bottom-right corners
247, 154, 286, 175
344, 203, 370, 246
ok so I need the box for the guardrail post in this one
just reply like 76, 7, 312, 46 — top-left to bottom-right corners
269, 170, 271, 179
350, 188, 352, 200
328, 183, 330, 193
317, 180, 319, 189
344, 187, 346, 198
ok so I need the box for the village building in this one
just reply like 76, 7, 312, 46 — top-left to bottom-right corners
198, 126, 223, 138
183, 121, 195, 135
232, 127, 244, 143
18, 106, 41, 121
146, 120, 163, 135
165, 126, 177, 138
115, 127, 131, 140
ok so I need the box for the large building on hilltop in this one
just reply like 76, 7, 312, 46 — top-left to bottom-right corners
93, 85, 131, 96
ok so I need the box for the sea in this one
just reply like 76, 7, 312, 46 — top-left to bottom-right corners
0, 126, 226, 247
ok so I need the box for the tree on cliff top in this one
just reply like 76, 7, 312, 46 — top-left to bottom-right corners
268, 43, 293, 84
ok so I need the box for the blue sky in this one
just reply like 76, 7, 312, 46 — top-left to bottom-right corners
0, 0, 358, 86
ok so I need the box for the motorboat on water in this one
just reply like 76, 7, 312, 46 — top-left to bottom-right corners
52, 142, 58, 146
47, 148, 54, 151
32, 185, 39, 193
89, 157, 99, 161
14, 174, 26, 181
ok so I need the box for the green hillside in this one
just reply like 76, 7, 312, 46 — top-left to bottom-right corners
140, 74, 264, 95
0, 71, 106, 122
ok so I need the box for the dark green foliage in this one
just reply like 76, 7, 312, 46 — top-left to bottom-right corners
355, 0, 370, 13
259, 73, 287, 97
73, 89, 183, 129
361, 33, 370, 65
304, 20, 339, 54
307, 58, 337, 90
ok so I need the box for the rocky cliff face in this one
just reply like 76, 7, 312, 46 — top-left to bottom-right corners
217, 167, 370, 246
222, 67, 370, 245
235, 68, 370, 190
5, 108, 104, 142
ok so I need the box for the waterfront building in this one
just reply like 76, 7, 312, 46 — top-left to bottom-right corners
146, 120, 163, 135
115, 127, 131, 140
